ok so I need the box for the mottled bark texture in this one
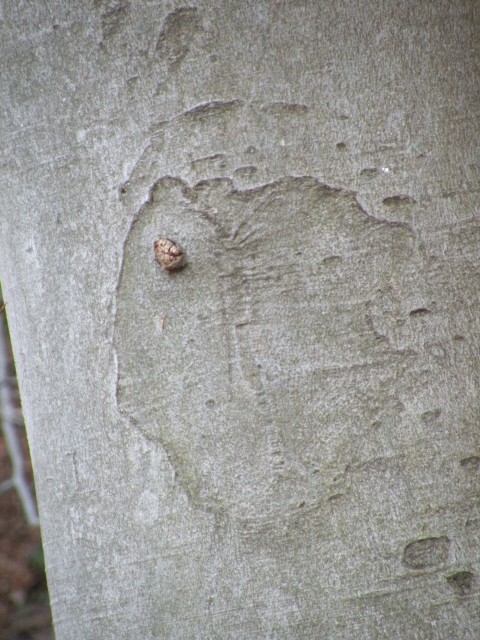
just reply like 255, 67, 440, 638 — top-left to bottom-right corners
0, 1, 479, 638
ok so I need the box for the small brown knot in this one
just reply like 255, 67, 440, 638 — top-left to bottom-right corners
153, 238, 186, 271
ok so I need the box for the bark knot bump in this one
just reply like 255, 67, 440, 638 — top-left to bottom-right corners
154, 237, 186, 271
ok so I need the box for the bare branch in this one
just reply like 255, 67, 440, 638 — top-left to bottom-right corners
0, 309, 39, 526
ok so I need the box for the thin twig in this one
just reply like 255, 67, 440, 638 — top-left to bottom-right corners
0, 478, 14, 494
0, 309, 39, 526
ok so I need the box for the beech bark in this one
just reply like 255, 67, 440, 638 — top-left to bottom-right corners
0, 2, 478, 638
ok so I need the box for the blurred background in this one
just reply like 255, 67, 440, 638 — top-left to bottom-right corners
0, 285, 53, 640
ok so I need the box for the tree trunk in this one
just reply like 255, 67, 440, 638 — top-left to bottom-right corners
0, 2, 478, 638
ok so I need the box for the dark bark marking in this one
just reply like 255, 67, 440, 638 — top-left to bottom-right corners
460, 455, 480, 472
181, 100, 243, 121
191, 153, 228, 170
420, 408, 442, 425
383, 194, 417, 206
446, 571, 474, 595
101, 2, 129, 39
233, 166, 257, 179
156, 7, 200, 67
409, 308, 430, 317
260, 102, 309, 115
360, 168, 379, 178
403, 536, 450, 569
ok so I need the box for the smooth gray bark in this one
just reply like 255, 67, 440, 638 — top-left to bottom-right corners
0, 1, 479, 638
